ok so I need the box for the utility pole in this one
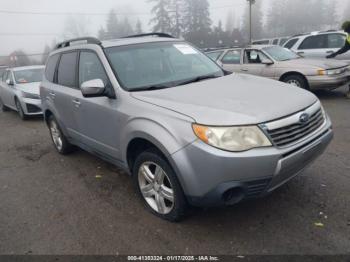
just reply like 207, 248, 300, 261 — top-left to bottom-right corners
247, 0, 256, 44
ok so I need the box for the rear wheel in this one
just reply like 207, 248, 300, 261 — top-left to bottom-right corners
282, 74, 309, 90
48, 115, 74, 155
15, 98, 27, 120
0, 97, 9, 112
133, 149, 187, 222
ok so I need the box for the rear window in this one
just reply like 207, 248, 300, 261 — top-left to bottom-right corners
207, 51, 223, 61
57, 52, 78, 88
45, 54, 60, 82
284, 38, 299, 49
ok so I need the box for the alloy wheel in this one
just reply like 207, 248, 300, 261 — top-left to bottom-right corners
138, 162, 175, 215
50, 120, 63, 151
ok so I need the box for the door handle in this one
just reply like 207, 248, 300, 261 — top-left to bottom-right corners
241, 69, 249, 72
49, 92, 56, 99
297, 51, 305, 55
72, 99, 81, 108
326, 51, 334, 54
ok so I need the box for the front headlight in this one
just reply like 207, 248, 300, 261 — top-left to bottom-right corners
22, 92, 40, 99
318, 68, 346, 76
192, 124, 272, 152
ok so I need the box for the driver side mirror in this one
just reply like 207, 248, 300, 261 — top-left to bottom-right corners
6, 79, 14, 86
80, 79, 105, 97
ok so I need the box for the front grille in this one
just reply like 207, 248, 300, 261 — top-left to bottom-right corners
266, 107, 325, 147
245, 178, 271, 198
26, 104, 42, 113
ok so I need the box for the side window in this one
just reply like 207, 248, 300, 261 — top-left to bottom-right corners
57, 52, 78, 88
299, 35, 328, 49
328, 34, 346, 48
284, 38, 299, 49
78, 51, 109, 87
45, 54, 60, 83
272, 39, 279, 45
244, 50, 269, 64
222, 50, 241, 64
206, 51, 223, 61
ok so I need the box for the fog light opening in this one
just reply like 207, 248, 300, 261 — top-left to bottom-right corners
222, 187, 245, 205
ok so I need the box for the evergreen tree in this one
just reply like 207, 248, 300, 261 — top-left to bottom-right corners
120, 17, 134, 37
343, 1, 350, 22
106, 9, 120, 39
136, 19, 143, 34
182, 0, 211, 34
225, 10, 235, 33
149, 0, 172, 33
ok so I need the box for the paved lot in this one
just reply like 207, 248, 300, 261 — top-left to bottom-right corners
0, 87, 349, 255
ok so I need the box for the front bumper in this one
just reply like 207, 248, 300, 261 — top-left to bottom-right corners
170, 119, 333, 207
21, 98, 42, 115
307, 74, 349, 90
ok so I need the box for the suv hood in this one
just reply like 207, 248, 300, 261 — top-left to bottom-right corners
282, 58, 348, 69
132, 74, 317, 126
16, 82, 40, 95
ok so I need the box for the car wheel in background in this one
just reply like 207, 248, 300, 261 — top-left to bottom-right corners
282, 74, 309, 90
0, 97, 9, 112
133, 149, 187, 222
15, 98, 28, 120
48, 115, 74, 155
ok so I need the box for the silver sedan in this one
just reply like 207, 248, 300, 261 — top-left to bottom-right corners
0, 65, 45, 120
207, 45, 350, 90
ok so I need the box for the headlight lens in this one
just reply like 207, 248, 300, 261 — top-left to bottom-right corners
318, 68, 347, 76
192, 124, 272, 152
23, 92, 40, 99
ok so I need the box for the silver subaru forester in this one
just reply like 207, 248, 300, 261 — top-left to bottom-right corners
40, 34, 333, 221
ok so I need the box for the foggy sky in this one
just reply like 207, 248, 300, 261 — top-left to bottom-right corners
0, 0, 347, 57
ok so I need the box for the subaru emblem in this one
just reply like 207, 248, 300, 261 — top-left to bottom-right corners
299, 113, 310, 124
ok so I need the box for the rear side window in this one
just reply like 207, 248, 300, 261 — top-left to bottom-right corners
207, 51, 223, 61
45, 54, 60, 82
222, 50, 241, 64
57, 52, 78, 88
272, 39, 279, 45
298, 35, 328, 49
328, 34, 346, 48
284, 38, 299, 49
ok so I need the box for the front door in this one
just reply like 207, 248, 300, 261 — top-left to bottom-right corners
241, 49, 275, 79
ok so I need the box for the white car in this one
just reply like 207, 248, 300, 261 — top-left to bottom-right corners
283, 30, 350, 63
0, 66, 45, 120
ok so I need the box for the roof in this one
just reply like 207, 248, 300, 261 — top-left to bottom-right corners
101, 37, 182, 48
206, 45, 275, 52
11, 65, 45, 72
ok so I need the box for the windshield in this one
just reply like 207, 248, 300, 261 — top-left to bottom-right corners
14, 68, 44, 84
105, 42, 224, 91
263, 46, 300, 61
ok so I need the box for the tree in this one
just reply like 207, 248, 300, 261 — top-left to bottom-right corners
182, 0, 211, 34
343, 1, 350, 22
98, 27, 108, 40
225, 10, 235, 33
149, 0, 173, 33
105, 10, 120, 39
7, 50, 31, 67
136, 19, 143, 34
62, 15, 90, 39
119, 17, 134, 37
41, 45, 51, 64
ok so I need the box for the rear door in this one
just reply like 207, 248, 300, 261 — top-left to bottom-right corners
220, 49, 242, 73
51, 51, 81, 140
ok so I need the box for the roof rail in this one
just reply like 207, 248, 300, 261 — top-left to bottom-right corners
55, 37, 101, 50
123, 33, 175, 39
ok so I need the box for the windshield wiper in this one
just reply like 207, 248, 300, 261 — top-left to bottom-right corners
131, 84, 172, 92
176, 74, 221, 86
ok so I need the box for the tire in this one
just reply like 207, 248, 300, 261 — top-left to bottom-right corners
133, 149, 187, 222
15, 98, 28, 120
0, 97, 9, 112
282, 74, 309, 90
48, 115, 74, 155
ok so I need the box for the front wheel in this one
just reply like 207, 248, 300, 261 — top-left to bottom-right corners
282, 74, 309, 90
15, 98, 27, 120
133, 149, 187, 222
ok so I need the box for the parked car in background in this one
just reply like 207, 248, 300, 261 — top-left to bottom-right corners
0, 65, 45, 119
207, 45, 350, 90
41, 34, 333, 221
0, 66, 8, 79
283, 30, 350, 63
252, 37, 290, 46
